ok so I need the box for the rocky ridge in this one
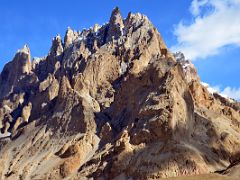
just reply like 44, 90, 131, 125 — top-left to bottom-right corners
0, 7, 240, 180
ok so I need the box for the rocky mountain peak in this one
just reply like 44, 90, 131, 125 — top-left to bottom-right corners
109, 7, 123, 26
18, 44, 30, 55
0, 44, 32, 98
175, 52, 199, 83
0, 8, 240, 180
50, 34, 63, 56
64, 27, 78, 49
93, 24, 101, 33
107, 7, 124, 41
15, 44, 32, 73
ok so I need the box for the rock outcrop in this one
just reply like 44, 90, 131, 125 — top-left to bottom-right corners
64, 27, 78, 49
0, 45, 32, 98
107, 7, 124, 42
0, 8, 240, 180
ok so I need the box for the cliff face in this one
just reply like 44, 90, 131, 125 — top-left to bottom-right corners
0, 7, 240, 180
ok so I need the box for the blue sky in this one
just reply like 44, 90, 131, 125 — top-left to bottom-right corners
0, 0, 240, 99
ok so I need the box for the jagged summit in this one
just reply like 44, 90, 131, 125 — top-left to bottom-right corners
64, 27, 78, 49
14, 7, 168, 64
109, 6, 122, 25
17, 44, 30, 54
50, 34, 63, 56
0, 7, 240, 180
107, 6, 124, 41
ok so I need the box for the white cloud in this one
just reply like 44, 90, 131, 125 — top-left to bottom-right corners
201, 82, 220, 94
172, 0, 240, 60
201, 82, 240, 101
190, 0, 209, 16
221, 86, 240, 100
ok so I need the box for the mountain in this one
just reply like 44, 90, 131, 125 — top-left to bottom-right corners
0, 7, 240, 180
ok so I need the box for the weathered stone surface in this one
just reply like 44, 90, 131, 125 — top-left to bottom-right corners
64, 27, 78, 49
100, 122, 113, 143
21, 102, 32, 122
107, 7, 124, 42
50, 35, 63, 57
0, 7, 239, 180
0, 45, 32, 98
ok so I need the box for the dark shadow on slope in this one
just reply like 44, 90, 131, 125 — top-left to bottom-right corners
79, 62, 240, 179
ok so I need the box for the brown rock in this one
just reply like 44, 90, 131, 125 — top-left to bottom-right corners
107, 7, 124, 42
21, 102, 32, 123
64, 27, 78, 49
0, 7, 239, 180
100, 122, 113, 143
0, 45, 32, 98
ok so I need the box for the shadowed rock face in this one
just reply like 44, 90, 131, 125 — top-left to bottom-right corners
0, 45, 32, 98
0, 8, 240, 180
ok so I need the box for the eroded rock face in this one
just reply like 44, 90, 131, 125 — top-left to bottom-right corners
0, 8, 240, 180
0, 45, 32, 98
107, 7, 124, 42
64, 27, 78, 49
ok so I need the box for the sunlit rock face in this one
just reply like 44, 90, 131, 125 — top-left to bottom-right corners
0, 7, 240, 180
